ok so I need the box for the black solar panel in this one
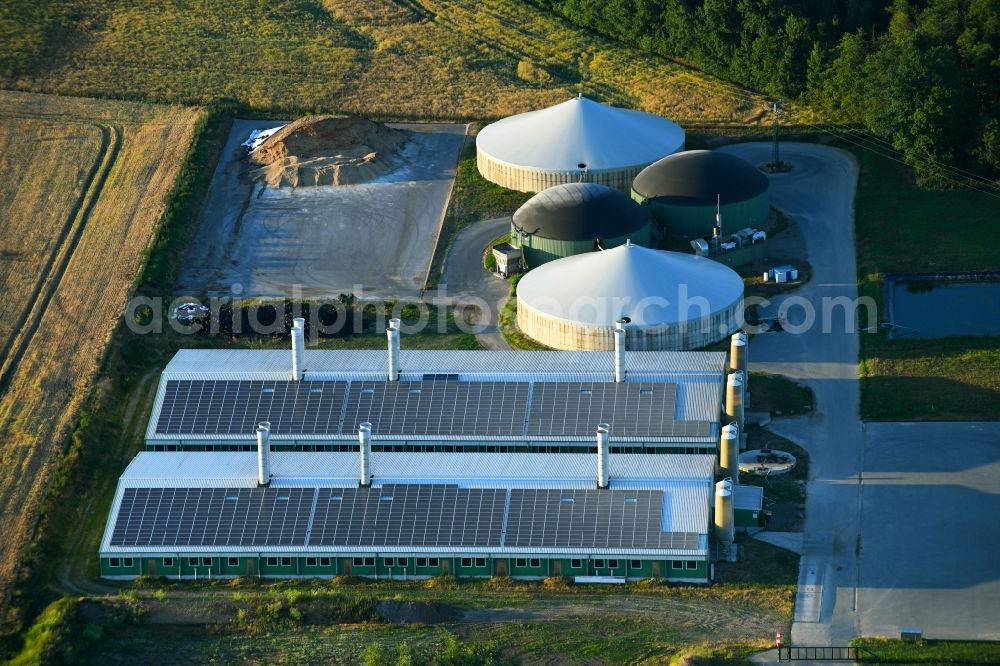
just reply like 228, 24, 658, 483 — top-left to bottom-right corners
155, 380, 347, 435
504, 488, 700, 550
341, 380, 530, 437
110, 487, 314, 547
526, 382, 710, 438
153, 379, 710, 439
310, 484, 506, 547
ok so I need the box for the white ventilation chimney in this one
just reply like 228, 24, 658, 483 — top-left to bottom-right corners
725, 371, 744, 435
387, 318, 401, 381
729, 331, 747, 373
714, 478, 734, 548
256, 422, 271, 486
596, 423, 610, 489
358, 422, 372, 487
291, 318, 305, 382
720, 423, 739, 482
613, 319, 626, 383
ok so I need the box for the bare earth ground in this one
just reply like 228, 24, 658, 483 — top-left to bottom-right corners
0, 91, 200, 621
177, 120, 467, 299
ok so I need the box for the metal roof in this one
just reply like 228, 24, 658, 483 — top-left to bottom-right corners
477, 96, 684, 173
733, 483, 764, 511
632, 150, 769, 204
516, 243, 745, 327
101, 451, 713, 556
512, 182, 650, 241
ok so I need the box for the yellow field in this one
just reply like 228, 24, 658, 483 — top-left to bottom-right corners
2, 0, 772, 123
0, 91, 200, 614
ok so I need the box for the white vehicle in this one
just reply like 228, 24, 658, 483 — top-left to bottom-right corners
171, 302, 209, 322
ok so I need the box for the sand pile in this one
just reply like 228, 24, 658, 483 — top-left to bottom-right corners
248, 115, 408, 187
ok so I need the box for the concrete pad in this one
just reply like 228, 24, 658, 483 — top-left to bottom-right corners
177, 120, 468, 299
858, 422, 1000, 640
753, 531, 804, 554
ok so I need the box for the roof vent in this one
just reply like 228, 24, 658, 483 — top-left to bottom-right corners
387, 318, 401, 382
596, 423, 610, 489
256, 422, 271, 487
358, 422, 372, 487
291, 318, 305, 382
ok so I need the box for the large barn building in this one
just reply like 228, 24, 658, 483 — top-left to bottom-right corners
511, 182, 652, 268
515, 242, 745, 351
631, 150, 770, 236
101, 323, 762, 582
477, 95, 685, 193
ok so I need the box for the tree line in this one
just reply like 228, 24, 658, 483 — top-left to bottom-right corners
530, 0, 999, 185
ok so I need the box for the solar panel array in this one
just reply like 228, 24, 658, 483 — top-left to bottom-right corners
505, 489, 701, 550
527, 382, 709, 438
341, 381, 529, 437
109, 485, 703, 551
154, 379, 711, 439
109, 487, 314, 547
155, 380, 347, 435
311, 485, 506, 547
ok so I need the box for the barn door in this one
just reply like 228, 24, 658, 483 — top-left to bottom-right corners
552, 560, 562, 576
247, 559, 255, 577
651, 561, 660, 578
495, 559, 507, 577
442, 559, 450, 575
344, 560, 352, 576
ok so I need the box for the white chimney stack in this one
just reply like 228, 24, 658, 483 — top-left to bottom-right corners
596, 423, 610, 489
729, 331, 747, 373
387, 318, 401, 381
291, 318, 305, 381
358, 422, 372, 487
613, 319, 626, 383
256, 422, 271, 486
720, 423, 739, 483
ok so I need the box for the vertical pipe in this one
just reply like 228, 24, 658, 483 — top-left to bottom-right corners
256, 422, 271, 486
387, 318, 401, 381
596, 423, 610, 489
291, 318, 305, 382
729, 331, 747, 374
613, 319, 626, 383
359, 422, 372, 487
720, 423, 739, 482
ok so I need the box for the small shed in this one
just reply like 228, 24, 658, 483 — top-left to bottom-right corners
491, 242, 522, 277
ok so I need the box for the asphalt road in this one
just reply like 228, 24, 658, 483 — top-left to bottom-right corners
440, 217, 513, 349
720, 142, 865, 645
177, 120, 467, 300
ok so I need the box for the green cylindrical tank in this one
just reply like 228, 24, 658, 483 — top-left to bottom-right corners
632, 150, 770, 237
511, 182, 652, 268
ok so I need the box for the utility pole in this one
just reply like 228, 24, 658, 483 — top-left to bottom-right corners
771, 101, 781, 168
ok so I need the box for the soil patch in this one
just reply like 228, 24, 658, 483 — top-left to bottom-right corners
248, 115, 408, 187
376, 600, 460, 624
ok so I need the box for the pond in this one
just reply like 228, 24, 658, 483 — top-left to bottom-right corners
889, 279, 1000, 338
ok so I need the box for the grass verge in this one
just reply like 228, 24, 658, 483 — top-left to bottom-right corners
852, 637, 1000, 664
500, 275, 551, 350
748, 373, 814, 417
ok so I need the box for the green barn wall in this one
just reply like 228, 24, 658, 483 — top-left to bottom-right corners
514, 224, 653, 268
635, 191, 769, 237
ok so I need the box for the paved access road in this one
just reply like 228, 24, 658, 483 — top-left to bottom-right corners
720, 142, 865, 645
724, 143, 1000, 647
440, 217, 513, 350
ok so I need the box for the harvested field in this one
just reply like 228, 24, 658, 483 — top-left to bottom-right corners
248, 115, 409, 187
0, 0, 772, 123
0, 91, 200, 623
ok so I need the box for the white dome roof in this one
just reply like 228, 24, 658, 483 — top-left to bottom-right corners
477, 96, 685, 172
517, 242, 744, 327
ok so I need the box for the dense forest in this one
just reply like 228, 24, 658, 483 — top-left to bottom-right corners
531, 0, 1000, 186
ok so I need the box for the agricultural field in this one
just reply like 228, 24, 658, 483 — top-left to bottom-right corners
0, 0, 771, 123
0, 91, 200, 627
